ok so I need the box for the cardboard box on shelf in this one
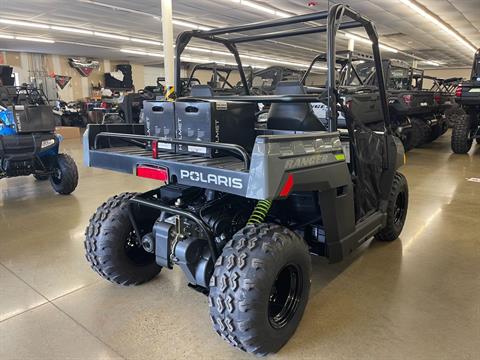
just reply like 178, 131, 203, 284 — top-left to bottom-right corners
55, 126, 81, 139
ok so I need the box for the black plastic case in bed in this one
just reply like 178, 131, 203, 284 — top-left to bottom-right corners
143, 100, 175, 152
175, 100, 256, 158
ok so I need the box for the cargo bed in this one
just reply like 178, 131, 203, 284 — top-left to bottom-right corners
84, 124, 348, 200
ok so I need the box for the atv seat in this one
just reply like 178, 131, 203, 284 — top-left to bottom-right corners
267, 81, 326, 132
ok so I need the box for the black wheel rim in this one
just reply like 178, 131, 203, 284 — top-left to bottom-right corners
51, 168, 62, 184
124, 230, 154, 266
394, 191, 407, 225
268, 264, 303, 329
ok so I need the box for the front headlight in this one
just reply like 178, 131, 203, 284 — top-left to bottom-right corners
41, 139, 56, 148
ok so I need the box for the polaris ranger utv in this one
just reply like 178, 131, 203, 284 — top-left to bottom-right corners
0, 82, 78, 194
83, 5, 408, 355
451, 49, 480, 154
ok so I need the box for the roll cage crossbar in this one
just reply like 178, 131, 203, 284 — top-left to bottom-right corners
175, 4, 391, 132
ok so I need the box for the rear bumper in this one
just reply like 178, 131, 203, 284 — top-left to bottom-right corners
0, 133, 59, 161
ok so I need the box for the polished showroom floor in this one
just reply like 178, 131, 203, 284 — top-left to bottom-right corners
0, 132, 479, 359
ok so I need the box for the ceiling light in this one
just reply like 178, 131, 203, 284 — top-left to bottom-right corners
131, 37, 162, 46
241, 0, 276, 15
121, 49, 148, 56
399, 0, 476, 53
228, 0, 290, 18
422, 60, 440, 67
344, 33, 398, 53
172, 19, 212, 31
0, 34, 14, 39
121, 49, 163, 57
16, 36, 55, 43
51, 25, 93, 35
94, 31, 130, 41
0, 18, 50, 29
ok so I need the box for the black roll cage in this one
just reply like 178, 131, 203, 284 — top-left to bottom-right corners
471, 49, 480, 80
175, 4, 390, 132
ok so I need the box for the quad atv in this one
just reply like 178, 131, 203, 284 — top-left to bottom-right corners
83, 6, 408, 356
451, 49, 480, 154
0, 83, 78, 194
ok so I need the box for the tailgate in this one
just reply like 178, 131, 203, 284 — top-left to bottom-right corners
458, 81, 480, 105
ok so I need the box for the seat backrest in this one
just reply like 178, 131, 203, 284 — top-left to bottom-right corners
190, 85, 214, 98
267, 81, 326, 131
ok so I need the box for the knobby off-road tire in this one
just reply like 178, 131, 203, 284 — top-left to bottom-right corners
49, 153, 78, 194
375, 172, 409, 242
85, 192, 161, 286
451, 115, 473, 154
209, 223, 311, 356
33, 174, 49, 181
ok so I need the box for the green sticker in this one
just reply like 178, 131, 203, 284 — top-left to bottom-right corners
335, 154, 346, 161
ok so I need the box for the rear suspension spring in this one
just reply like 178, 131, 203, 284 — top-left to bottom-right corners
247, 199, 272, 224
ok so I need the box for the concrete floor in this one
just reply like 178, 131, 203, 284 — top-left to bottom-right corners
0, 133, 479, 359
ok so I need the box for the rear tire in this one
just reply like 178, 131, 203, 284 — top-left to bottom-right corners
451, 115, 473, 154
84, 192, 161, 285
375, 172, 408, 242
209, 223, 311, 356
49, 153, 78, 194
411, 118, 430, 147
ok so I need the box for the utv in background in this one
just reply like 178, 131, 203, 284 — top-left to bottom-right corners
0, 83, 78, 194
83, 6, 408, 355
249, 66, 305, 95
179, 63, 253, 97
451, 49, 480, 154
424, 75, 464, 126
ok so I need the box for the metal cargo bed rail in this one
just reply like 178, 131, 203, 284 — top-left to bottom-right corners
93, 132, 251, 169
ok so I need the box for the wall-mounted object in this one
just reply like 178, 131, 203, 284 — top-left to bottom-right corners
68, 58, 100, 77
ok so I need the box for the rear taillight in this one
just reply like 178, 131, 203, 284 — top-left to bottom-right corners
434, 94, 441, 104
136, 165, 169, 182
345, 99, 353, 110
402, 94, 413, 106
455, 85, 463, 97
152, 140, 158, 159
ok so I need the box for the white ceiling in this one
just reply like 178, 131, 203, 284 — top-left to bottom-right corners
0, 0, 478, 69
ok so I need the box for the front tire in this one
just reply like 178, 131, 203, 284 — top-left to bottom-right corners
84, 192, 161, 285
376, 172, 409, 242
451, 115, 473, 154
49, 153, 78, 195
209, 223, 311, 356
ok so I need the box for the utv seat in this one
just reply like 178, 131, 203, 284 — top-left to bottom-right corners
190, 85, 214, 98
267, 81, 326, 132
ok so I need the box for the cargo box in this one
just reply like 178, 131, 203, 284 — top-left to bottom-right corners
143, 100, 175, 152
175, 99, 256, 158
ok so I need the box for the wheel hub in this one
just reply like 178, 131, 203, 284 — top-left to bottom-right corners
268, 264, 302, 329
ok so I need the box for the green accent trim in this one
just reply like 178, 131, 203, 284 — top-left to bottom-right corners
335, 154, 346, 161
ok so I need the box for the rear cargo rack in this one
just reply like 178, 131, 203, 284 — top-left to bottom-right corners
94, 132, 251, 169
